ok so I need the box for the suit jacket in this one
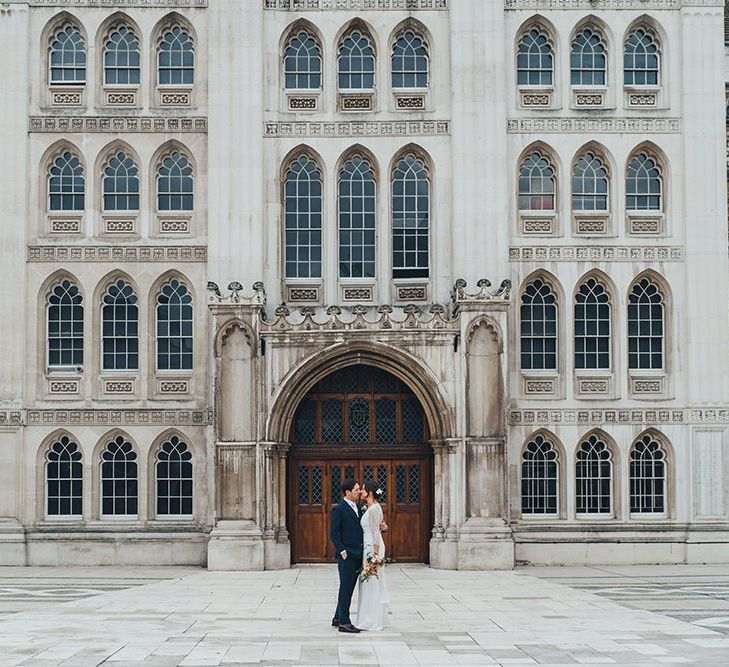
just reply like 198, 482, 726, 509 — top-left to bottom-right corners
330, 499, 364, 561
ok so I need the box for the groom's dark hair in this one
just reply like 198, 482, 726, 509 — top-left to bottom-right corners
340, 478, 356, 496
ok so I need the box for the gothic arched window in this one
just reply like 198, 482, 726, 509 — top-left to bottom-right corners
156, 279, 193, 371
392, 153, 429, 279
338, 29, 375, 90
628, 277, 664, 370
46, 435, 83, 517
156, 151, 193, 211
517, 27, 553, 86
47, 280, 84, 369
49, 151, 84, 211
520, 279, 558, 371
102, 280, 139, 371
158, 25, 194, 86
338, 154, 376, 279
392, 30, 429, 88
521, 434, 559, 515
571, 28, 606, 86
624, 28, 660, 86
626, 152, 662, 211
518, 151, 556, 211
572, 152, 609, 211
576, 434, 612, 515
574, 277, 611, 370
103, 151, 139, 211
284, 155, 322, 279
284, 30, 322, 89
100, 435, 137, 516
630, 433, 666, 514
49, 24, 86, 84
156, 435, 193, 516
104, 25, 140, 85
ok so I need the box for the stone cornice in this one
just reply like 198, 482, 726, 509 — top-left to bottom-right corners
29, 0, 206, 6
30, 116, 207, 134
507, 118, 681, 134
264, 0, 447, 9
264, 119, 449, 138
508, 246, 683, 262
28, 246, 207, 262
510, 407, 729, 426
505, 0, 721, 9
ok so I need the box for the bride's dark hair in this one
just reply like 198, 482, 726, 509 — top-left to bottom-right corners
362, 480, 384, 500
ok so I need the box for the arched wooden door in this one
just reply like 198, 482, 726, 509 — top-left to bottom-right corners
288, 364, 433, 564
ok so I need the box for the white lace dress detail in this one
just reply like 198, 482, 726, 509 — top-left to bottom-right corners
356, 503, 390, 631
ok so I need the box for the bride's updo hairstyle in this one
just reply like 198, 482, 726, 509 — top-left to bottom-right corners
362, 480, 384, 501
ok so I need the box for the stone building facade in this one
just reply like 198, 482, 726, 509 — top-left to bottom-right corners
1, 0, 728, 569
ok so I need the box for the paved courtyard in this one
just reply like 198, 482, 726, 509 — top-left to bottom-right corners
0, 564, 727, 665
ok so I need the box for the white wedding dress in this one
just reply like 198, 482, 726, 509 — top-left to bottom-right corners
356, 502, 390, 631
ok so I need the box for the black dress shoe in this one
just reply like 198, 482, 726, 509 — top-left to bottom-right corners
331, 619, 340, 627
338, 623, 361, 633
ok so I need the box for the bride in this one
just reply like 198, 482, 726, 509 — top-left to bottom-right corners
356, 480, 390, 631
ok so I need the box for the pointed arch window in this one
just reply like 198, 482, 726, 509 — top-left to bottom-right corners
520, 279, 558, 371
49, 24, 86, 84
576, 434, 612, 515
156, 151, 193, 212
517, 27, 553, 86
572, 152, 608, 212
158, 25, 194, 86
630, 434, 666, 515
284, 155, 322, 279
392, 153, 429, 279
156, 279, 193, 371
284, 30, 322, 89
521, 434, 559, 515
624, 28, 660, 86
100, 435, 137, 516
156, 435, 193, 516
338, 154, 376, 279
519, 151, 556, 211
46, 435, 83, 517
574, 277, 611, 370
47, 280, 84, 370
392, 30, 429, 89
102, 280, 139, 372
104, 25, 140, 85
338, 30, 375, 90
49, 151, 84, 211
626, 152, 662, 211
571, 28, 606, 86
103, 151, 139, 211
628, 277, 664, 370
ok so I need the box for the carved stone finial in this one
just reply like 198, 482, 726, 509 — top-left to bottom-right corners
403, 304, 422, 315
300, 306, 315, 316
351, 304, 368, 315
326, 305, 342, 316
207, 281, 221, 297
378, 304, 393, 314
275, 303, 290, 317
454, 278, 467, 290
429, 304, 445, 314
476, 278, 492, 288
252, 281, 264, 293
498, 279, 512, 298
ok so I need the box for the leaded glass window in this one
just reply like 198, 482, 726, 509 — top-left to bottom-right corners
630, 434, 666, 514
628, 277, 664, 370
521, 434, 559, 515
626, 153, 662, 211
375, 398, 397, 444
402, 397, 424, 443
571, 28, 606, 86
574, 277, 611, 370
156, 435, 193, 516
102, 280, 138, 371
47, 280, 83, 369
284, 30, 322, 89
575, 434, 612, 515
101, 435, 137, 516
104, 25, 140, 85
49, 151, 84, 211
395, 464, 421, 504
348, 398, 370, 444
156, 279, 193, 371
46, 435, 83, 517
392, 153, 429, 279
517, 28, 553, 86
157, 151, 193, 212
338, 30, 375, 90
392, 30, 428, 88
293, 398, 316, 444
624, 28, 660, 86
284, 155, 322, 279
519, 152, 555, 211
338, 155, 376, 279
158, 25, 194, 86
49, 24, 86, 84
572, 152, 609, 211
103, 151, 139, 211
520, 279, 558, 371
321, 399, 344, 444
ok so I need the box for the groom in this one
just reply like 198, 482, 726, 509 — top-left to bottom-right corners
330, 478, 363, 633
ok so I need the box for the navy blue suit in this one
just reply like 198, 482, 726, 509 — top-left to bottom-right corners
330, 499, 363, 625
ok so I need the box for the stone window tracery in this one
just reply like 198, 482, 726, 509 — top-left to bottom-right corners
624, 28, 660, 86
574, 277, 611, 371
284, 154, 322, 279
102, 280, 139, 372
572, 151, 609, 212
626, 152, 662, 212
575, 434, 612, 515
156, 435, 193, 516
338, 29, 375, 90
518, 151, 556, 211
628, 277, 664, 371
517, 27, 553, 86
520, 278, 558, 371
103, 151, 139, 211
284, 30, 322, 90
104, 25, 140, 86
156, 279, 193, 371
630, 433, 666, 514
571, 28, 606, 87
100, 435, 138, 517
391, 30, 429, 89
47, 280, 84, 370
521, 434, 559, 515
338, 154, 376, 279
46, 435, 83, 518
392, 153, 429, 279
158, 25, 194, 86
49, 24, 86, 85
49, 150, 85, 212
156, 151, 193, 212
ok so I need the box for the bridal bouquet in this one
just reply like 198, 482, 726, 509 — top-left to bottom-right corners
359, 553, 384, 583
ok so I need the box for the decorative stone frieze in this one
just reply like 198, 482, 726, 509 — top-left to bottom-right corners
451, 279, 511, 314
0, 412, 23, 427
29, 117, 207, 134
508, 246, 683, 262
264, 0, 447, 8
26, 409, 212, 426
505, 0, 721, 9
264, 120, 450, 138
30, 0, 207, 5
510, 408, 729, 426
507, 118, 681, 134
28, 246, 207, 262
103, 380, 134, 394
396, 285, 427, 301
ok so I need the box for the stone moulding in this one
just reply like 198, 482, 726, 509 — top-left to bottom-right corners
21, 409, 213, 427
30, 0, 207, 6
507, 118, 681, 134
28, 246, 207, 262
510, 407, 729, 426
508, 246, 683, 261
264, 120, 449, 138
504, 0, 720, 8
264, 0, 447, 8
29, 117, 207, 134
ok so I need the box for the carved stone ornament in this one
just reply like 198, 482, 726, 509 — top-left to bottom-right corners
30, 116, 207, 133
451, 278, 511, 315
207, 281, 267, 308
264, 0, 447, 9
265, 120, 449, 138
